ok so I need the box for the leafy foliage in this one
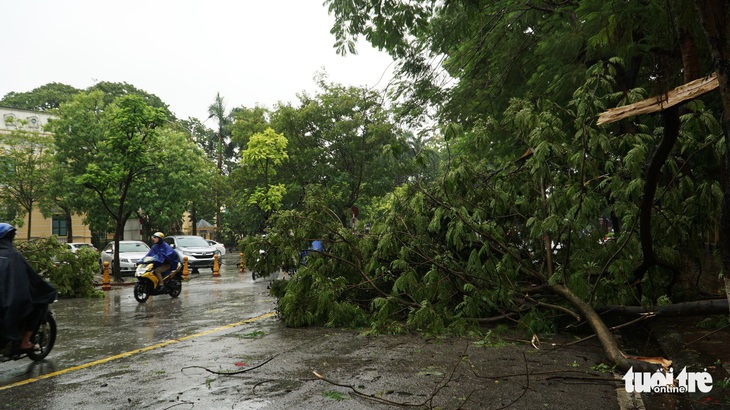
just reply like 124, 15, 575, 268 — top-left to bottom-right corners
260, 57, 724, 337
0, 82, 80, 111
48, 92, 177, 279
0, 128, 53, 236
17, 237, 103, 298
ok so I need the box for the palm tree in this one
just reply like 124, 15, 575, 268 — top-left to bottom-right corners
207, 93, 231, 240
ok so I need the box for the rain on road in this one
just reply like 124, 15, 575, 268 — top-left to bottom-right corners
0, 254, 278, 392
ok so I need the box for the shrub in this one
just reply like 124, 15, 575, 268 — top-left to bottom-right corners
16, 237, 104, 298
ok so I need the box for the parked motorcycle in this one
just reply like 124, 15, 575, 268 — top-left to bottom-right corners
133, 256, 182, 303
0, 308, 57, 362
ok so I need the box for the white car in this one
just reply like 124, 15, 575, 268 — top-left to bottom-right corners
66, 242, 97, 253
207, 240, 226, 255
99, 240, 150, 276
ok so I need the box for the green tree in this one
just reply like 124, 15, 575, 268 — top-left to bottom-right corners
0, 126, 53, 238
234, 81, 409, 278
243, 128, 289, 211
271, 80, 403, 224
229, 105, 271, 150
38, 161, 83, 243
207, 93, 236, 240
137, 127, 217, 238
166, 118, 219, 236
694, 0, 730, 312
0, 82, 80, 111
260, 0, 730, 370
87, 81, 173, 119
50, 92, 167, 280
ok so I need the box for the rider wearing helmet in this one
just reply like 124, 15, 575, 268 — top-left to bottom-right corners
0, 223, 57, 352
142, 232, 180, 289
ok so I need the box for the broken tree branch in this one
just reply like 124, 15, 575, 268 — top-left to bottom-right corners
181, 356, 276, 375
597, 73, 718, 125
312, 370, 421, 407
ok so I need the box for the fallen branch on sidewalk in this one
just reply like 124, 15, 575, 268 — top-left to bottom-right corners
181, 355, 276, 375
312, 370, 424, 407
313, 342, 479, 409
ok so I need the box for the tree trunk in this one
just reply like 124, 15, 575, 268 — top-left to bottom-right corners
694, 0, 730, 313
26, 200, 33, 239
113, 218, 124, 282
65, 210, 73, 243
551, 284, 664, 372
191, 205, 197, 236
597, 298, 729, 317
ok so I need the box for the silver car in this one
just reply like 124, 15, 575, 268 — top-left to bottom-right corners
99, 240, 150, 276
164, 235, 218, 273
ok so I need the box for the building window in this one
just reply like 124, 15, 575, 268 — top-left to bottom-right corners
52, 216, 67, 236
3, 114, 16, 128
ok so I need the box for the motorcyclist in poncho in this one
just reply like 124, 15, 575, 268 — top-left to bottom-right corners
141, 232, 179, 289
0, 223, 57, 353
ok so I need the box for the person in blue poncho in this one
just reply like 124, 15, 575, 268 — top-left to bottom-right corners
0, 223, 57, 352
141, 232, 179, 289
300, 240, 324, 266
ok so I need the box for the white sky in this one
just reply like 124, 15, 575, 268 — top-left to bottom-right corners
0, 0, 395, 121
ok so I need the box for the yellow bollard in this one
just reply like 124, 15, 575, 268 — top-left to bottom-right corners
183, 256, 189, 280
102, 261, 111, 291
213, 254, 220, 277
239, 252, 245, 272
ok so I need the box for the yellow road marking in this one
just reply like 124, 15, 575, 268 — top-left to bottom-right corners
0, 311, 276, 391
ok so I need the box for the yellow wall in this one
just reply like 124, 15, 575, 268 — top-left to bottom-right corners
14, 208, 93, 243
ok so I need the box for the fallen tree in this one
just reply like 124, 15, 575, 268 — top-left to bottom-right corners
597, 298, 729, 317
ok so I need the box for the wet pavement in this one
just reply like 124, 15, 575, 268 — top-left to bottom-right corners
0, 254, 652, 409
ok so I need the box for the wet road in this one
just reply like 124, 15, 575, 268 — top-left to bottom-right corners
0, 254, 278, 391
0, 255, 629, 409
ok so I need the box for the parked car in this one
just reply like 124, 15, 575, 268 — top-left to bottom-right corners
206, 240, 226, 255
66, 242, 97, 253
164, 235, 218, 273
99, 240, 150, 276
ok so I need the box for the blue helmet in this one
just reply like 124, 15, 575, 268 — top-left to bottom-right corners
0, 223, 16, 239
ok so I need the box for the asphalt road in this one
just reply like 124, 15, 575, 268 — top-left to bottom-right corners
0, 254, 630, 409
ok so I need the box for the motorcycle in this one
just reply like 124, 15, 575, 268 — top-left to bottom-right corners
133, 256, 183, 303
0, 308, 57, 362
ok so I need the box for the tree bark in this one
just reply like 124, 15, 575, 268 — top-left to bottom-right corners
597, 298, 729, 317
694, 0, 730, 313
551, 284, 664, 372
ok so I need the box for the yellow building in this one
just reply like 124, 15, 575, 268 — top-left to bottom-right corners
0, 106, 93, 243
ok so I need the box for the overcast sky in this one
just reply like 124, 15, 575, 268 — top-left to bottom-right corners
1, 0, 395, 121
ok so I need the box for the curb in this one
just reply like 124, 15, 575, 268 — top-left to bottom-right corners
93, 282, 135, 288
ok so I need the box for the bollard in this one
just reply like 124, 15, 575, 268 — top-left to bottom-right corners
183, 256, 189, 280
102, 261, 111, 291
239, 252, 245, 272
213, 254, 220, 277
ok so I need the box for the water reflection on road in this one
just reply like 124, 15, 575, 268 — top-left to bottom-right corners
0, 255, 277, 387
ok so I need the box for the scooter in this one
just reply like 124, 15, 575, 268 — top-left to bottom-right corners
133, 256, 183, 303
0, 308, 57, 362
